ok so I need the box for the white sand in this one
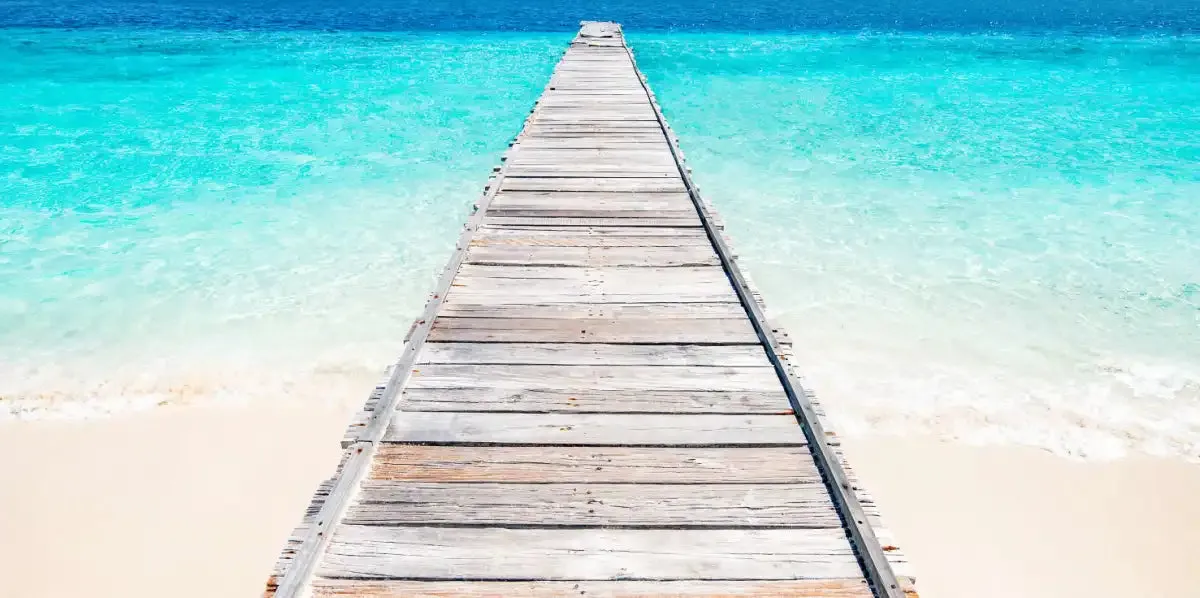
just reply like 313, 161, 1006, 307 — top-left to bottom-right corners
0, 404, 353, 598
843, 437, 1200, 598
2, 406, 1199, 597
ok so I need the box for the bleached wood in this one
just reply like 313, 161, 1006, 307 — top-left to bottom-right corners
383, 412, 806, 446
318, 526, 861, 580
406, 364, 782, 392
484, 216, 701, 227
368, 445, 820, 483
471, 233, 712, 247
346, 483, 840, 527
434, 302, 746, 320
455, 264, 726, 281
428, 316, 756, 343
418, 341, 767, 365
311, 579, 880, 598
466, 245, 716, 266
397, 388, 790, 414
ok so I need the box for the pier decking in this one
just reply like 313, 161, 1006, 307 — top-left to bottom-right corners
266, 22, 917, 598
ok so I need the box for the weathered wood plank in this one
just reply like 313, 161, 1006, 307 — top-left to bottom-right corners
446, 277, 736, 303
485, 209, 698, 220
406, 364, 782, 392
345, 483, 840, 527
501, 170, 679, 179
492, 191, 691, 205
503, 155, 678, 167
397, 388, 791, 414
454, 264, 726, 281
418, 341, 766, 365
471, 234, 712, 247
434, 303, 746, 320
477, 225, 706, 235
318, 526, 861, 580
504, 161, 676, 170
382, 412, 806, 446
515, 139, 670, 150
532, 114, 660, 122
483, 216, 701, 227
501, 178, 683, 192
427, 316, 757, 343
311, 579, 881, 598
368, 445, 820, 483
466, 244, 716, 267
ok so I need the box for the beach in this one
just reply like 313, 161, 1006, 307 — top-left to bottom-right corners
3, 6, 1199, 598
3, 407, 1199, 598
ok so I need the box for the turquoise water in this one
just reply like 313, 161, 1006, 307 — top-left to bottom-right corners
2, 30, 1198, 458
633, 34, 1200, 458
1, 31, 569, 413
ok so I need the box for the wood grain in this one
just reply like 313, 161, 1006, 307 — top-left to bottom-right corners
406, 365, 783, 392
434, 302, 748, 320
368, 445, 820, 483
428, 316, 757, 343
318, 526, 861, 580
345, 482, 840, 527
311, 579, 882, 598
383, 412, 807, 446
397, 387, 791, 414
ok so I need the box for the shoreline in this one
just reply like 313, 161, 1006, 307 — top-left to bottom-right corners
2, 404, 1199, 597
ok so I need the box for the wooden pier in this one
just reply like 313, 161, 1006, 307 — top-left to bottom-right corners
266, 22, 917, 598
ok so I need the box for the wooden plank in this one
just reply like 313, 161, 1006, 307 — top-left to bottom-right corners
311, 579, 879, 598
445, 287, 735, 305
504, 152, 677, 164
369, 445, 820, 483
535, 99, 654, 106
397, 388, 791, 414
501, 177, 684, 192
484, 208, 699, 219
504, 160, 676, 169
418, 341, 766, 365
471, 233, 712, 247
515, 139, 670, 150
318, 526, 861, 580
382, 412, 806, 446
476, 225, 708, 237
434, 303, 745, 320
492, 190, 691, 202
465, 245, 716, 266
533, 113, 660, 121
406, 364, 782, 392
505, 155, 676, 164
483, 216, 701, 227
454, 264, 726, 281
427, 316, 757, 343
444, 290, 736, 305
345, 483, 840, 527
501, 169, 679, 179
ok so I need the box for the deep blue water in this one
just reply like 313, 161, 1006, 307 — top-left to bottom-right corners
3, 0, 1200, 33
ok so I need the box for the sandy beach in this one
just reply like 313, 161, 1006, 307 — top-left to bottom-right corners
2, 405, 1197, 598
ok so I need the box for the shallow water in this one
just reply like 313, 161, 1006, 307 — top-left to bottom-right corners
2, 25, 1197, 459
0, 30, 569, 414
632, 33, 1200, 458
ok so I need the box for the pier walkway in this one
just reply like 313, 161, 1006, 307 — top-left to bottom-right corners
266, 22, 917, 598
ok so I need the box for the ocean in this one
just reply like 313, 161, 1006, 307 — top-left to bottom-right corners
1, 1, 1197, 460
